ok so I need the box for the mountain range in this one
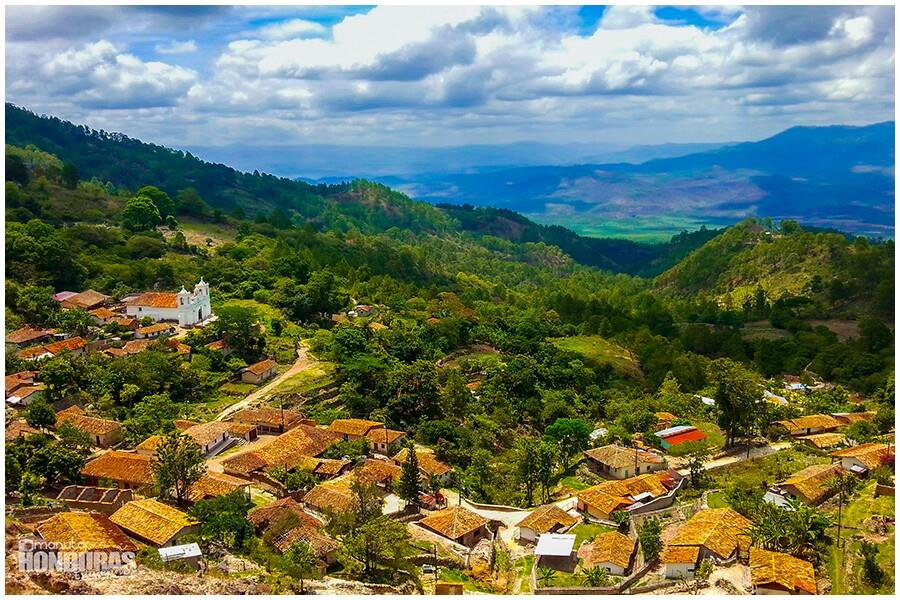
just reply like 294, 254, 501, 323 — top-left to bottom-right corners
371, 122, 895, 241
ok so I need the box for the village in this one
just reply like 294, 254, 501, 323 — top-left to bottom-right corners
4, 279, 896, 596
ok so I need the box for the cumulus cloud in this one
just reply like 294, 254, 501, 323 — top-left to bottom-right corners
4, 5, 895, 146
25, 41, 197, 109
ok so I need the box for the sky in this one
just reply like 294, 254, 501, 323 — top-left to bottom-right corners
5, 4, 896, 149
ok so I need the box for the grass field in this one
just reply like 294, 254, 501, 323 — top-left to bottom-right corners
706, 491, 728, 508
740, 320, 793, 341
272, 361, 337, 396
527, 213, 713, 244
548, 335, 642, 380
569, 521, 615, 547
826, 481, 895, 595
711, 448, 828, 490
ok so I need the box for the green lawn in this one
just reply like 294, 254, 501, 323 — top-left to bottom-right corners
516, 555, 534, 594
548, 336, 642, 380
439, 568, 492, 593
826, 481, 895, 594
270, 361, 337, 396
706, 491, 728, 508
712, 449, 828, 490
559, 475, 590, 491
569, 521, 614, 547
219, 382, 257, 396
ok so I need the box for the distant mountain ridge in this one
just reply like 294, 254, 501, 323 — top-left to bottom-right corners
372, 122, 895, 240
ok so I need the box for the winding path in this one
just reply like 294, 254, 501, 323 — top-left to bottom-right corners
216, 345, 317, 421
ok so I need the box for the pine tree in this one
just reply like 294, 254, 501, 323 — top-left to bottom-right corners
398, 443, 421, 507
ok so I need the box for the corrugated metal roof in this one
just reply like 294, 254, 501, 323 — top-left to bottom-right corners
535, 533, 576, 557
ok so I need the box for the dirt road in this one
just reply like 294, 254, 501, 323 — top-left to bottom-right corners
675, 441, 791, 476
216, 345, 316, 421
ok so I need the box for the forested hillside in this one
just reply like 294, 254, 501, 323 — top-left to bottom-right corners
5, 104, 716, 277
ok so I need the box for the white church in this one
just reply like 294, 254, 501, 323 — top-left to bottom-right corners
125, 278, 214, 327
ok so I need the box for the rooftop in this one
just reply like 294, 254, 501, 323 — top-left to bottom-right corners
56, 406, 122, 436
534, 533, 576, 557
246, 358, 278, 375
111, 499, 198, 546
6, 326, 53, 345
37, 512, 137, 554
798, 432, 846, 449
188, 471, 249, 501
126, 292, 179, 308
419, 506, 487, 540
778, 463, 845, 504
830, 443, 894, 469
750, 547, 816, 594
393, 447, 452, 476
228, 407, 305, 428
515, 504, 578, 535
776, 414, 843, 432
81, 451, 154, 487
583, 444, 664, 469
665, 508, 751, 559
328, 418, 384, 437
577, 473, 673, 515
585, 531, 635, 569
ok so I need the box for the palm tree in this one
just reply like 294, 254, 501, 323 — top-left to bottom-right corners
581, 566, 609, 587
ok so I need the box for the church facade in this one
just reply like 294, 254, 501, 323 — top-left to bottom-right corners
125, 279, 213, 327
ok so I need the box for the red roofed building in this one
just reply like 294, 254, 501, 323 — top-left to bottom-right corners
660, 429, 708, 448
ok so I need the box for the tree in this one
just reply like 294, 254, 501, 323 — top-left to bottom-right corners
24, 397, 56, 430
26, 442, 87, 484
860, 541, 884, 585
637, 517, 663, 561
190, 491, 253, 552
582, 565, 609, 587
54, 308, 94, 336
398, 443, 422, 507
56, 421, 94, 451
269, 466, 317, 494
153, 432, 205, 505
121, 195, 161, 231
284, 541, 318, 592
534, 440, 559, 504
707, 358, 764, 448
61, 162, 79, 188
544, 418, 591, 471
611, 510, 631, 533
342, 516, 411, 579
213, 305, 265, 362
687, 451, 709, 489
124, 392, 178, 442
845, 419, 878, 443
514, 437, 541, 504
175, 188, 210, 217
136, 185, 176, 218
7, 153, 29, 185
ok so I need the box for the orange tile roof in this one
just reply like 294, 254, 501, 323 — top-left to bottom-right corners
313, 458, 352, 477
222, 424, 341, 474
328, 418, 383, 437
126, 292, 179, 308
585, 531, 635, 569
56, 406, 122, 436
5, 370, 38, 391
248, 497, 306, 528
37, 512, 137, 555
135, 435, 163, 453
89, 307, 118, 320
183, 421, 230, 447
665, 508, 751, 559
246, 358, 277, 376
187, 471, 249, 501
104, 348, 127, 358
393, 447, 452, 477
776, 414, 843, 432
419, 506, 488, 540
302, 477, 357, 515
354, 459, 402, 485
205, 339, 228, 351
7, 385, 45, 402
81, 451, 154, 487
19, 336, 86, 359
273, 524, 339, 557
778, 463, 845, 504
365, 427, 406, 446
6, 420, 41, 440
583, 444, 665, 470
660, 544, 700, 565
655, 412, 678, 422
830, 443, 894, 469
515, 504, 578, 534
121, 339, 153, 355
174, 420, 200, 431
6, 326, 53, 345
64, 289, 109, 309
799, 432, 846, 449
111, 499, 198, 546
577, 473, 671, 516
832, 411, 877, 424
750, 547, 816, 594
136, 323, 173, 335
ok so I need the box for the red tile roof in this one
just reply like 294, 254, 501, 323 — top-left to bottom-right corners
662, 429, 708, 446
126, 292, 179, 308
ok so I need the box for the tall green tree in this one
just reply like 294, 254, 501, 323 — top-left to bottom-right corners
398, 443, 422, 507
153, 432, 205, 505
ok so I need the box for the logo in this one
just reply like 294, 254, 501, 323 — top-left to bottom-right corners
18, 539, 136, 574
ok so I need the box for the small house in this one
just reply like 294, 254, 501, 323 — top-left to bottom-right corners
55, 406, 123, 447
418, 506, 490, 547
393, 446, 453, 483
35, 512, 137, 572
365, 426, 407, 455
655, 425, 707, 450
775, 415, 843, 437
182, 421, 232, 456
534, 533, 577, 572
187, 471, 251, 502
80, 451, 155, 491
327, 418, 384, 441
583, 531, 636, 575
134, 323, 175, 339
830, 443, 894, 475
228, 407, 305, 435
61, 289, 110, 311
660, 507, 751, 578
241, 358, 278, 384
56, 485, 134, 515
749, 547, 816, 594
583, 444, 666, 479
515, 504, 578, 543
772, 463, 846, 506
5, 326, 53, 347
111, 499, 199, 547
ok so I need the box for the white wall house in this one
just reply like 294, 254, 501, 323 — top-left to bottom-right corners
125, 279, 213, 327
